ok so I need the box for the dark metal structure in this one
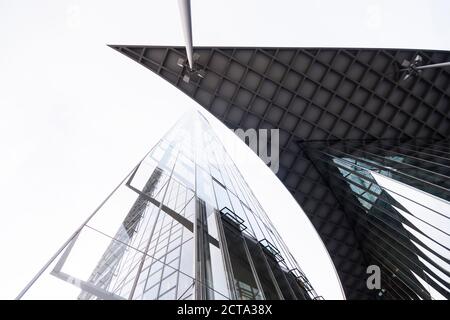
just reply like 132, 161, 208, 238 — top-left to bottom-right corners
110, 45, 450, 299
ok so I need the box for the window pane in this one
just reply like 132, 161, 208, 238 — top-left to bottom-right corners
221, 219, 262, 300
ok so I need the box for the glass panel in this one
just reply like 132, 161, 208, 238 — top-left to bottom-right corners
265, 255, 296, 300
197, 165, 216, 206
221, 219, 262, 300
212, 179, 232, 211
245, 238, 281, 300
206, 207, 230, 299
172, 153, 195, 190
285, 271, 309, 300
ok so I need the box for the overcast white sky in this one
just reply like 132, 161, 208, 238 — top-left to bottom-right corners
0, 0, 449, 300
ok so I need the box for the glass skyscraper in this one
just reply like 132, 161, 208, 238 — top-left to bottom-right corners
18, 111, 319, 300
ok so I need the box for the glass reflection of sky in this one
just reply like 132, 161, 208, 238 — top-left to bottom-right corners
371, 172, 450, 300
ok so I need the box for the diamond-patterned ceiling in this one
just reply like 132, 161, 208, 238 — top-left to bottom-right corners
110, 45, 450, 299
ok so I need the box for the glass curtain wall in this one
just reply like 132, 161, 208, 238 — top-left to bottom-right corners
303, 138, 450, 300
19, 111, 318, 300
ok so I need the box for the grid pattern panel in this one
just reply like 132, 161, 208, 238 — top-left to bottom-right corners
111, 45, 450, 299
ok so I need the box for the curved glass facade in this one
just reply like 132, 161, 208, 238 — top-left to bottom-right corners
19, 111, 320, 300
303, 138, 450, 300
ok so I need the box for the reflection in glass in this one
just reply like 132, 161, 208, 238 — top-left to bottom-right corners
18, 111, 318, 300
304, 138, 450, 300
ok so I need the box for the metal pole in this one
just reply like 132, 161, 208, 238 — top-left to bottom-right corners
400, 61, 450, 71
416, 61, 450, 70
178, 0, 194, 70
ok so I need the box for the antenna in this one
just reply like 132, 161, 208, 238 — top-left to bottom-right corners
177, 0, 206, 83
